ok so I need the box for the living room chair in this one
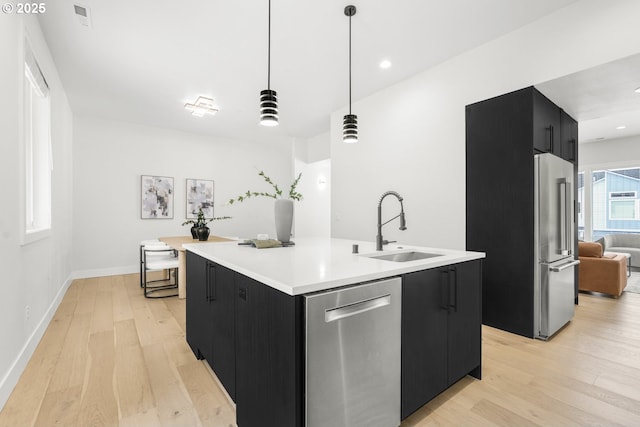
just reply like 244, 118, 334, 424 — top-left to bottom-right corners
578, 241, 627, 297
141, 243, 179, 298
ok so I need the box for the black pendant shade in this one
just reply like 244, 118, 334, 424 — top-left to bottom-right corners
260, 0, 278, 126
343, 5, 357, 143
260, 89, 278, 126
343, 114, 358, 143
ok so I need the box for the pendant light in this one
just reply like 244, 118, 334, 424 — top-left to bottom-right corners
343, 5, 357, 143
260, 0, 278, 126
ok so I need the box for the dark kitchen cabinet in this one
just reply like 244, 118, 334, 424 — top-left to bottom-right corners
235, 274, 303, 427
186, 251, 210, 360
186, 252, 236, 400
560, 110, 578, 163
401, 267, 447, 417
401, 260, 482, 419
533, 88, 562, 157
532, 87, 579, 163
466, 86, 579, 338
446, 261, 482, 385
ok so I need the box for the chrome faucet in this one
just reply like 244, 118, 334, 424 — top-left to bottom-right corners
376, 191, 407, 251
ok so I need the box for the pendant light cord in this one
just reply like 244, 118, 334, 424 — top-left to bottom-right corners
348, 13, 352, 114
267, 0, 271, 91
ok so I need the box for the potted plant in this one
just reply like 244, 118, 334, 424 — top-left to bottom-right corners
182, 208, 231, 241
227, 170, 302, 243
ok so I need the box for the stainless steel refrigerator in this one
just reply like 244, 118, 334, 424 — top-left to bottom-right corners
534, 153, 580, 340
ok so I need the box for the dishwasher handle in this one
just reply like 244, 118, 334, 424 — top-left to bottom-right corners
325, 294, 391, 323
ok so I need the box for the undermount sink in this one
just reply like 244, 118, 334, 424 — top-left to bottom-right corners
364, 251, 443, 262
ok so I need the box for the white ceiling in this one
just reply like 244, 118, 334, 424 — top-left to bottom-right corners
536, 53, 640, 144
38, 0, 580, 144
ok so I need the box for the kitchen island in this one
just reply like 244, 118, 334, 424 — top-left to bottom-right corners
184, 237, 484, 427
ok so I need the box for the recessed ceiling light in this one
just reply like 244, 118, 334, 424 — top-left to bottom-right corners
184, 96, 219, 117
635, 87, 640, 93
379, 59, 392, 69
616, 125, 627, 130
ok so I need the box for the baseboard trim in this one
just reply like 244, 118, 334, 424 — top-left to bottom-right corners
0, 274, 74, 412
71, 264, 138, 280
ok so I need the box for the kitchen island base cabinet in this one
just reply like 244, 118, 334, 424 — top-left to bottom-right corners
235, 274, 303, 427
186, 248, 482, 426
186, 251, 302, 427
401, 260, 482, 420
185, 252, 236, 400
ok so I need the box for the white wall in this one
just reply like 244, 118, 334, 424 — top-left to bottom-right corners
580, 135, 640, 169
72, 116, 293, 277
331, 0, 640, 250
294, 158, 331, 238
0, 15, 74, 409
293, 132, 331, 238
306, 131, 331, 163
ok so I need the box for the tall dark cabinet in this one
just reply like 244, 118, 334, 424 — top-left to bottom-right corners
465, 86, 578, 338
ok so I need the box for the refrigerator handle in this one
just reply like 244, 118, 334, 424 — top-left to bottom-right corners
550, 259, 580, 272
567, 178, 573, 256
558, 179, 570, 256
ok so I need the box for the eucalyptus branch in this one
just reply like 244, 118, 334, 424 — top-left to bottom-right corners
182, 209, 231, 226
227, 170, 303, 205
289, 173, 303, 201
259, 171, 283, 198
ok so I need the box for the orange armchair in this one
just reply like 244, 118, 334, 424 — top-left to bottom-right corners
578, 242, 627, 297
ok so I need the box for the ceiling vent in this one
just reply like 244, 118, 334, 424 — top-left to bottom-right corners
74, 4, 92, 27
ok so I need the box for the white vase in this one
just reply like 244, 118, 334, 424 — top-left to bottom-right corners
274, 199, 294, 243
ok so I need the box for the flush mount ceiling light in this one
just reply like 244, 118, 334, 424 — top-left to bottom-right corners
635, 87, 640, 93
616, 125, 627, 130
184, 96, 219, 117
260, 0, 278, 126
379, 59, 392, 69
343, 5, 358, 143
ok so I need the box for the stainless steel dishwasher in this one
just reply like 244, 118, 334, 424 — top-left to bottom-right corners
305, 277, 401, 427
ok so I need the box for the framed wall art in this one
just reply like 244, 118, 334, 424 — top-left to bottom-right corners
141, 175, 174, 219
186, 178, 214, 219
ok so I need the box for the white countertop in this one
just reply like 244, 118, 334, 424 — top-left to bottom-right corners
184, 237, 485, 296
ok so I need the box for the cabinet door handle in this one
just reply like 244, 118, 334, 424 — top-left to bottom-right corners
207, 263, 216, 302
546, 125, 553, 152
569, 138, 576, 161
447, 267, 458, 312
440, 270, 449, 311
449, 267, 458, 313
205, 262, 210, 302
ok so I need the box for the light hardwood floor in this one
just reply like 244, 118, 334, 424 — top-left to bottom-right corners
1, 274, 639, 427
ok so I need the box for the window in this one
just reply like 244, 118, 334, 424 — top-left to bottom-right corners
577, 171, 584, 240
590, 168, 640, 240
609, 199, 637, 220
22, 39, 51, 243
610, 191, 636, 198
